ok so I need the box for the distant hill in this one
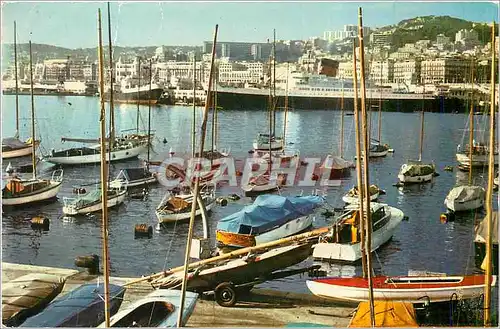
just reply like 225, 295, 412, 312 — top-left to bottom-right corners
376, 15, 497, 48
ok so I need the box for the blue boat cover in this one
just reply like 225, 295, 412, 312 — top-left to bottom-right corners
20, 283, 125, 327
216, 195, 323, 235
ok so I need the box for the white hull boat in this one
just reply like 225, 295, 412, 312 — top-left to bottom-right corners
253, 134, 284, 151
2, 139, 39, 159
444, 185, 485, 212
62, 188, 127, 216
342, 185, 382, 204
156, 191, 215, 224
110, 168, 157, 189
397, 162, 435, 184
256, 215, 313, 245
242, 175, 279, 196
312, 203, 404, 262
2, 170, 64, 206
306, 275, 497, 303
45, 143, 147, 165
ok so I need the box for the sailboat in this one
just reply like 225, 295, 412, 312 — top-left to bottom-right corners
42, 9, 149, 167
320, 83, 355, 179
397, 87, 436, 184
308, 16, 497, 308
2, 41, 64, 206
252, 30, 284, 153
2, 21, 39, 159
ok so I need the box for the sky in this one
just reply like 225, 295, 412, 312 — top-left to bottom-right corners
1, 1, 499, 49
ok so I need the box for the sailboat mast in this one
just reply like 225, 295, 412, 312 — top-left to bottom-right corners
147, 60, 152, 168
268, 49, 273, 161
14, 21, 19, 137
29, 41, 36, 180
272, 29, 277, 136
192, 57, 196, 158
97, 9, 111, 327
377, 58, 382, 143
136, 57, 141, 134
177, 24, 218, 328
339, 83, 345, 158
283, 62, 289, 148
211, 74, 216, 163
107, 2, 115, 144
358, 8, 375, 327
214, 83, 218, 149
352, 39, 367, 278
468, 57, 475, 185
419, 84, 425, 161
483, 22, 495, 327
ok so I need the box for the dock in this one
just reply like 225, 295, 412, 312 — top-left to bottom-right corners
2, 262, 356, 327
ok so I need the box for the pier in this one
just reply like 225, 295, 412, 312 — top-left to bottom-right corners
2, 262, 356, 327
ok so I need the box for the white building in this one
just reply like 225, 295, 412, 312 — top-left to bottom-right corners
369, 60, 394, 84
218, 61, 264, 86
393, 59, 421, 85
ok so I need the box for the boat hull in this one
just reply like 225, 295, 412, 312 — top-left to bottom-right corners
216, 215, 314, 248
2, 180, 62, 206
456, 152, 499, 167
104, 87, 164, 104
253, 141, 284, 151
2, 144, 35, 159
156, 199, 215, 223
110, 175, 157, 189
62, 190, 126, 216
306, 275, 497, 303
397, 172, 434, 184
444, 196, 484, 212
45, 144, 147, 165
342, 192, 379, 204
312, 206, 403, 262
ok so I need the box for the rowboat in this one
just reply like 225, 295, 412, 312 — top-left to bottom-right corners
98, 290, 198, 327
306, 274, 497, 303
342, 185, 383, 204
155, 189, 215, 224
2, 273, 65, 327
216, 195, 322, 249
20, 283, 126, 327
312, 202, 404, 262
444, 185, 485, 212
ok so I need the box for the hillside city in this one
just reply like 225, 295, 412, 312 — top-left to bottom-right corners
2, 16, 498, 101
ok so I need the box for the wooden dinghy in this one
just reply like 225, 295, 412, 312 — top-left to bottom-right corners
98, 290, 198, 327
2, 273, 66, 327
19, 283, 126, 327
306, 274, 497, 303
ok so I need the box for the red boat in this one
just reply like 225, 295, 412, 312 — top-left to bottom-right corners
307, 274, 497, 303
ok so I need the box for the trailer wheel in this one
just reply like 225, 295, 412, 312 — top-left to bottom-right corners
214, 282, 237, 307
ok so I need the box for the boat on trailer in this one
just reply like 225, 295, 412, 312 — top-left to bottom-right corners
312, 202, 404, 262
216, 194, 323, 249
2, 273, 66, 327
20, 283, 126, 327
98, 290, 198, 327
306, 274, 497, 303
62, 185, 127, 216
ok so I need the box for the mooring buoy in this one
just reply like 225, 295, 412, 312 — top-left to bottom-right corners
75, 254, 99, 275
31, 216, 50, 230
134, 224, 153, 239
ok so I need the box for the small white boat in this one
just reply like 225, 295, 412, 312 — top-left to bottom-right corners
368, 143, 389, 158
444, 185, 485, 212
2, 169, 64, 206
110, 167, 157, 189
44, 141, 147, 165
398, 161, 435, 184
252, 133, 284, 151
99, 290, 198, 328
312, 202, 404, 262
241, 174, 279, 196
2, 138, 39, 159
342, 185, 382, 204
155, 189, 215, 224
320, 155, 354, 179
306, 274, 497, 303
259, 150, 300, 164
456, 142, 499, 167
62, 186, 127, 216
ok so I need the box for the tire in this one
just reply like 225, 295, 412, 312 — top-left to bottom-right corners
214, 282, 237, 307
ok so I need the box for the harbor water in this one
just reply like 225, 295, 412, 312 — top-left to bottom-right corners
1, 94, 497, 297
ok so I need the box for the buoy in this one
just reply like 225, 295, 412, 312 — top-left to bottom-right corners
235, 170, 243, 177
216, 197, 228, 206
73, 187, 86, 194
440, 212, 455, 223
134, 224, 153, 239
163, 138, 168, 144
248, 150, 255, 154
31, 216, 49, 230
311, 173, 319, 181
301, 161, 308, 166
75, 254, 99, 274
402, 216, 409, 221
444, 166, 454, 172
